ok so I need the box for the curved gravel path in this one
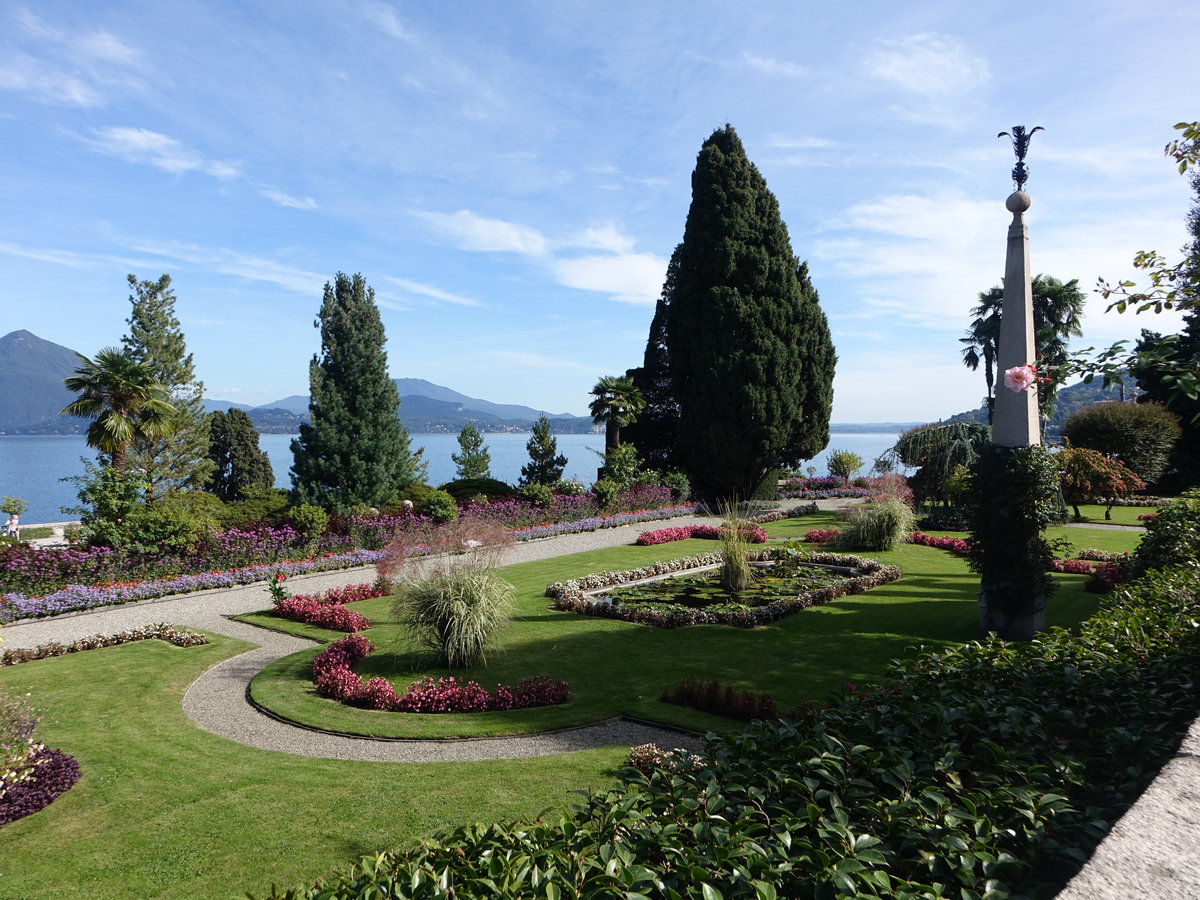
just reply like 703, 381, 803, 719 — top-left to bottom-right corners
6, 505, 843, 762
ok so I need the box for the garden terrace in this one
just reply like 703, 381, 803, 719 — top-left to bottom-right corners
0, 508, 1157, 897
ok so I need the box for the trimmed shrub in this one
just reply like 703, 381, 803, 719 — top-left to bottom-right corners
518, 483, 554, 509
286, 504, 330, 543
438, 478, 518, 502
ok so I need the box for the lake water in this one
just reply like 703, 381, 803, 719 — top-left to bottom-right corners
0, 432, 905, 524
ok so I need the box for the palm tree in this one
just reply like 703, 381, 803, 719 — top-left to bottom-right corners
588, 375, 646, 454
61, 348, 176, 474
965, 275, 1086, 428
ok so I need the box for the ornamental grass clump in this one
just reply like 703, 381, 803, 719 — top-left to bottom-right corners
834, 496, 916, 551
718, 505, 753, 593
382, 520, 516, 668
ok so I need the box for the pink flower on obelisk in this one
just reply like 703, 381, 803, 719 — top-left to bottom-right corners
1003, 364, 1037, 392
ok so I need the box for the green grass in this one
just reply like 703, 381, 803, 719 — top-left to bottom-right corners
16, 526, 53, 540
0, 636, 626, 900
245, 513, 1136, 739
0, 513, 1144, 898
1060, 504, 1159, 526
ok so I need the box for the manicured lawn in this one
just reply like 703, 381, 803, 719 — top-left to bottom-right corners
1061, 503, 1159, 526
0, 637, 626, 900
245, 513, 1135, 739
0, 513, 1143, 898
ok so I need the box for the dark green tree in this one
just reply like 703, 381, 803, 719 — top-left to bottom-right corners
121, 273, 213, 498
451, 422, 492, 479
61, 347, 175, 475
519, 415, 567, 487
623, 249, 682, 471
588, 375, 646, 454
205, 409, 274, 501
663, 124, 835, 500
290, 273, 419, 511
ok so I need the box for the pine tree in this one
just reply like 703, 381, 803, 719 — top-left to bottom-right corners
663, 125, 836, 500
451, 422, 492, 479
121, 273, 213, 497
520, 415, 567, 486
290, 273, 419, 511
205, 409, 274, 501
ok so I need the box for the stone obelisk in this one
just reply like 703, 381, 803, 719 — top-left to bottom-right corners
991, 187, 1040, 447
978, 125, 1046, 640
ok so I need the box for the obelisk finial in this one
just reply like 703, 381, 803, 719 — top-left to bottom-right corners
998, 126, 1044, 192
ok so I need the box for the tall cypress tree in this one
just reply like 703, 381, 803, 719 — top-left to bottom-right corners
290, 273, 419, 511
121, 273, 214, 497
663, 125, 836, 500
624, 248, 682, 471
205, 409, 274, 501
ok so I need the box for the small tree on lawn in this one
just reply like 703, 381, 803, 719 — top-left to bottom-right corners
519, 415, 567, 487
451, 423, 492, 480
1057, 445, 1145, 521
1062, 401, 1181, 486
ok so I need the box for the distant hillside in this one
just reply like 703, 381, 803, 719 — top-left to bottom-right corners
0, 331, 85, 434
947, 376, 1137, 436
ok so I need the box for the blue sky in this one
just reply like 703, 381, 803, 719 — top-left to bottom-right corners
2, 0, 1195, 423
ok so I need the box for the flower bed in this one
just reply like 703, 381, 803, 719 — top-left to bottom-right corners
0, 624, 209, 666
311, 635, 570, 713
546, 550, 901, 629
635, 524, 768, 546
271, 582, 384, 633
0, 747, 81, 827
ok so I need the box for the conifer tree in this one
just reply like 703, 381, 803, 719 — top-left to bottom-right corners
624, 249, 682, 471
451, 422, 492, 479
121, 273, 213, 497
205, 409, 274, 501
290, 273, 419, 511
663, 125, 836, 500
519, 415, 567, 486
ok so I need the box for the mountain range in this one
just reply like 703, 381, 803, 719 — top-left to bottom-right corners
0, 330, 593, 435
0, 329, 1132, 438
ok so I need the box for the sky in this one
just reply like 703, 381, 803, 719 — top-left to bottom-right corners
2, 0, 1196, 424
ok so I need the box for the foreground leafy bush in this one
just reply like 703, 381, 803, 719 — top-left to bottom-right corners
259, 565, 1200, 900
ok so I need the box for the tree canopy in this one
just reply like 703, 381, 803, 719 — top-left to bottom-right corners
588, 375, 645, 455
121, 273, 213, 497
451, 423, 492, 480
205, 408, 274, 501
519, 415, 567, 487
658, 124, 835, 500
290, 273, 420, 511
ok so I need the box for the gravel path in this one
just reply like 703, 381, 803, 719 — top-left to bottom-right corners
3, 504, 844, 762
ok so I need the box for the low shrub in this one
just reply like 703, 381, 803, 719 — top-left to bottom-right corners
286, 504, 329, 543
1126, 487, 1200, 579
660, 675, 778, 721
518, 483, 555, 509
438, 478, 518, 502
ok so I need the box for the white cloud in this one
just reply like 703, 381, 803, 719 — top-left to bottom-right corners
742, 53, 807, 78
554, 252, 665, 304
125, 238, 324, 295
572, 224, 636, 254
362, 1, 414, 42
418, 209, 548, 255
86, 127, 240, 179
865, 33, 989, 98
75, 31, 139, 65
382, 276, 481, 307
0, 54, 100, 105
258, 186, 318, 209
768, 136, 835, 150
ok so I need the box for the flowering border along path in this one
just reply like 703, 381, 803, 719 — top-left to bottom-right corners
0, 504, 701, 623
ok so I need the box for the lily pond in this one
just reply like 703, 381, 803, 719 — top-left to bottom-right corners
598, 562, 852, 613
